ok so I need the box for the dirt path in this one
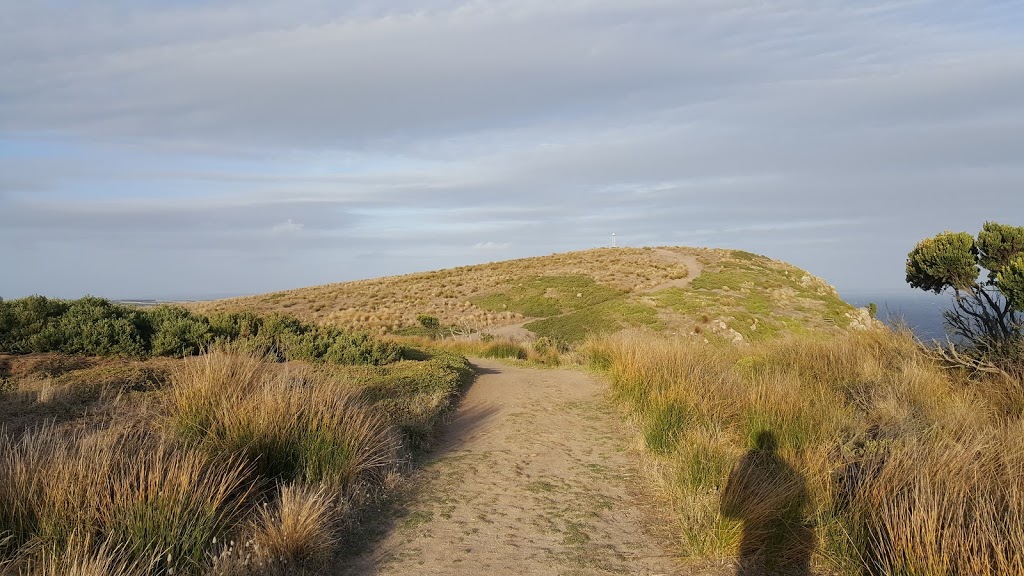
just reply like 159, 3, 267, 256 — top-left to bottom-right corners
341, 359, 685, 575
643, 250, 704, 293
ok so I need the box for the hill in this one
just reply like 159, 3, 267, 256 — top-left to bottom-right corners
193, 247, 871, 343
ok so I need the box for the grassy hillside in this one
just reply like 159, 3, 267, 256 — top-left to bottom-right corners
194, 247, 867, 343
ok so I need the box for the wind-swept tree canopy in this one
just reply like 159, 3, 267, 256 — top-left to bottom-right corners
906, 232, 979, 294
906, 222, 1024, 350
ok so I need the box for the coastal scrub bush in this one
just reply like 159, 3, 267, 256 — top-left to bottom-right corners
417, 314, 441, 338
0, 296, 69, 354
143, 306, 211, 357
0, 297, 402, 366
907, 222, 1024, 358
243, 314, 402, 365
36, 297, 148, 357
207, 311, 263, 341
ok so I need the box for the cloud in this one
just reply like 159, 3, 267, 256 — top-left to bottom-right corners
471, 241, 511, 251
1, 1, 1023, 298
271, 218, 305, 235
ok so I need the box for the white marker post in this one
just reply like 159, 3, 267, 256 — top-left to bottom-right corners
612, 233, 617, 248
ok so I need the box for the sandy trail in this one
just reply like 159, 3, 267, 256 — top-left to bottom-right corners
643, 250, 705, 293
340, 358, 685, 575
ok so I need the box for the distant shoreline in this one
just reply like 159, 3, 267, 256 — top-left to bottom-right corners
842, 291, 949, 341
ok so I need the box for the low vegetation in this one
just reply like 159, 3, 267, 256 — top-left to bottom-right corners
586, 329, 1024, 575
10, 244, 995, 574
0, 296, 401, 365
657, 250, 858, 341
389, 335, 564, 367
192, 247, 862, 347
0, 341, 472, 574
192, 247, 697, 334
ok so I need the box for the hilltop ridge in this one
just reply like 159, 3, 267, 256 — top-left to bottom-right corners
193, 247, 869, 343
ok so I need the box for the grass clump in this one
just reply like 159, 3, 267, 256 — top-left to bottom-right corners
481, 342, 529, 360
0, 425, 255, 574
587, 328, 1024, 574
247, 483, 338, 571
168, 351, 400, 489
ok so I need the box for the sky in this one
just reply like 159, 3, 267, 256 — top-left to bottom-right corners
2, 1, 1023, 300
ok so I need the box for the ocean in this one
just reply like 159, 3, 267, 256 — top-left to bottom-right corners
842, 291, 950, 342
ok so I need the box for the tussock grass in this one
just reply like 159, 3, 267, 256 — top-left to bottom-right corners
481, 342, 529, 360
587, 329, 1024, 574
1, 345, 472, 574
168, 350, 400, 490
845, 428, 1024, 576
12, 535, 154, 576
0, 425, 255, 574
251, 483, 337, 569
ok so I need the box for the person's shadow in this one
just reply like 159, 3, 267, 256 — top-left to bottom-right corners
720, 431, 815, 576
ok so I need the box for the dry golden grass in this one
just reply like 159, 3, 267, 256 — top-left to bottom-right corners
251, 483, 337, 568
10, 535, 153, 576
192, 246, 862, 347
193, 247, 703, 333
0, 424, 255, 574
846, 428, 1024, 576
587, 329, 1024, 575
1, 346, 471, 574
388, 335, 563, 366
168, 351, 401, 490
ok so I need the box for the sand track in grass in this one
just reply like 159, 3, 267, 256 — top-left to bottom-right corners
339, 358, 691, 576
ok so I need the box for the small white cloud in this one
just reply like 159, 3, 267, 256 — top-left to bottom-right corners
271, 218, 305, 235
472, 241, 510, 251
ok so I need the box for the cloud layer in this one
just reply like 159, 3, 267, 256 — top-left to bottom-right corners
2, 1, 1023, 298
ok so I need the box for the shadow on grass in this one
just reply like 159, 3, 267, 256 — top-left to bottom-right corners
721, 431, 815, 576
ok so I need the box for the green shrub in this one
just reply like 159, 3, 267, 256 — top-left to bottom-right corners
0, 298, 402, 366
38, 297, 148, 357
0, 296, 69, 353
207, 311, 263, 341
417, 314, 442, 339
143, 306, 212, 357
237, 315, 402, 366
